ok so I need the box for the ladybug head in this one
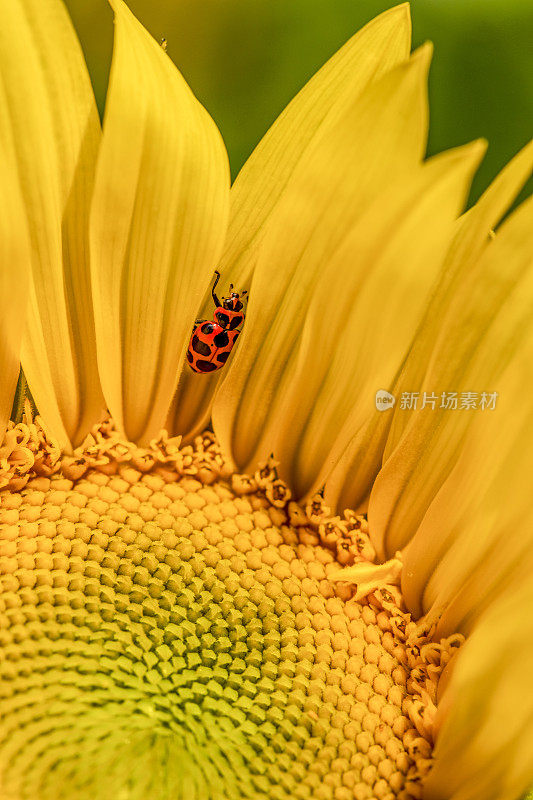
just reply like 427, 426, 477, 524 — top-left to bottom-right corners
223, 292, 243, 312
210, 273, 248, 328
222, 285, 248, 313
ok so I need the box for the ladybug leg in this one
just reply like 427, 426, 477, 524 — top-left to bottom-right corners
211, 270, 221, 307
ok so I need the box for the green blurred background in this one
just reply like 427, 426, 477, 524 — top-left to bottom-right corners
64, 0, 532, 204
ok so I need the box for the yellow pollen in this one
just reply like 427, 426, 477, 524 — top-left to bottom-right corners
0, 411, 462, 800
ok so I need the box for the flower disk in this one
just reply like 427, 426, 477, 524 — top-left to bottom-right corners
0, 437, 430, 800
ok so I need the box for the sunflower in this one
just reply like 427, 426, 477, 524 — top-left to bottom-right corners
0, 1, 532, 799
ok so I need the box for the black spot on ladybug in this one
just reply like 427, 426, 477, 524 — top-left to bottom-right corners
192, 335, 211, 357
213, 331, 230, 348
201, 322, 215, 334
196, 360, 218, 372
229, 314, 243, 330
186, 350, 193, 363
216, 312, 230, 328
217, 350, 230, 363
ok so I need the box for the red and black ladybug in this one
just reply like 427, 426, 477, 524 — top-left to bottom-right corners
187, 271, 248, 373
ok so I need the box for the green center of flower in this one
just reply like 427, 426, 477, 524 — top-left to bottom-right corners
0, 420, 456, 800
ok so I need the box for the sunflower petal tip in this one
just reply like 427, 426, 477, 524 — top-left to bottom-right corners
415, 40, 434, 62
395, 2, 411, 20
353, 3, 412, 60
459, 137, 488, 167
387, 2, 411, 22
405, 40, 433, 81
515, 137, 533, 166
395, 3, 412, 38
107, 0, 128, 17
474, 137, 489, 157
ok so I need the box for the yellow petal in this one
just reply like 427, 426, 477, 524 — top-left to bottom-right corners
90, 0, 230, 444
224, 3, 412, 275
266, 142, 483, 501
368, 194, 533, 560
168, 4, 412, 439
311, 143, 486, 512
385, 138, 533, 458
329, 556, 402, 602
0, 150, 31, 441
400, 299, 533, 629
0, 0, 103, 450
425, 584, 533, 800
213, 46, 433, 475
447, 138, 533, 272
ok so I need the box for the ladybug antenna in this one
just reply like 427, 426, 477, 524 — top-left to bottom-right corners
212, 270, 221, 307
241, 290, 248, 297
229, 283, 234, 292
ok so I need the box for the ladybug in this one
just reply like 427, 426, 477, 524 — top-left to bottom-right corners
187, 270, 248, 373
